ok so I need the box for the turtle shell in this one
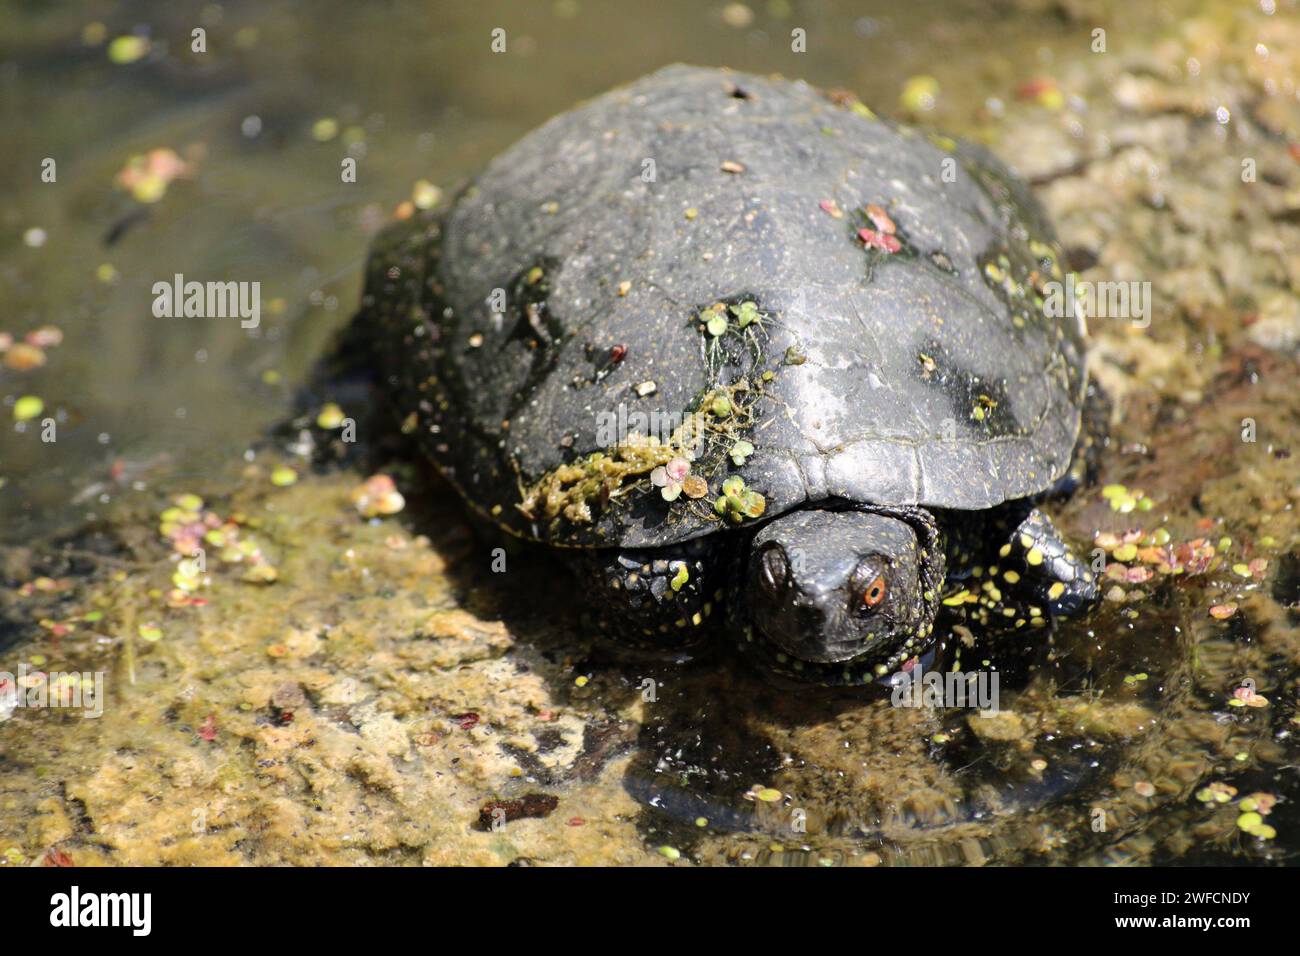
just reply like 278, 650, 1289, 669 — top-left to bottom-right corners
358, 64, 1087, 548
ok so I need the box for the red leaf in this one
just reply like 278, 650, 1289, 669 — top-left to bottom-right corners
198, 715, 218, 741
44, 847, 75, 867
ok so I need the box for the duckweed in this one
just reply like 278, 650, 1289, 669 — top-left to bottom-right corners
311, 117, 339, 142
1196, 782, 1237, 804
13, 396, 43, 422
520, 413, 707, 525
316, 403, 346, 429
900, 75, 939, 113
107, 34, 150, 64
714, 476, 766, 523
729, 440, 755, 465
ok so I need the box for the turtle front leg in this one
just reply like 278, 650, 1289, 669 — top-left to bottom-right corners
993, 508, 1099, 617
561, 538, 726, 650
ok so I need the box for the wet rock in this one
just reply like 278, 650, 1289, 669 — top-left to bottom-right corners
477, 793, 560, 830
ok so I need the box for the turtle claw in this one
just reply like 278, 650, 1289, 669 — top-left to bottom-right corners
998, 508, 1099, 617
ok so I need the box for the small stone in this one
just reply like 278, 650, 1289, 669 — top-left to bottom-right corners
478, 794, 560, 830
271, 682, 307, 709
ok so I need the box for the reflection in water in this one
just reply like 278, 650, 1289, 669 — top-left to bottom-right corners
622, 596, 1197, 865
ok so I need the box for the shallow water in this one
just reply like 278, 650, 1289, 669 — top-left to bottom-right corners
2, 0, 1299, 866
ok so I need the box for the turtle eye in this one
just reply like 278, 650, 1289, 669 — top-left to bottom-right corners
759, 546, 789, 596
861, 575, 887, 609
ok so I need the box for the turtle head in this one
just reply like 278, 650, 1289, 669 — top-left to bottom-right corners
745, 507, 942, 678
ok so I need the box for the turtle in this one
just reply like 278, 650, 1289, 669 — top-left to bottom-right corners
345, 64, 1104, 686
